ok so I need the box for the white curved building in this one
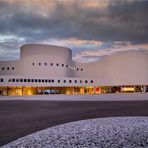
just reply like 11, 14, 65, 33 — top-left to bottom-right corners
0, 44, 148, 96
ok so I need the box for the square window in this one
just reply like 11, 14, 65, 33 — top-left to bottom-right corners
80, 80, 82, 83
90, 80, 93, 83
56, 63, 59, 66
20, 79, 23, 82
64, 80, 66, 83
45, 63, 47, 66
31, 79, 34, 82
12, 67, 14, 70
42, 79, 44, 82
12, 79, 15, 82
0, 78, 4, 82
50, 63, 53, 66
39, 63, 41, 66
62, 64, 64, 67
2, 67, 4, 70
35, 79, 38, 82
52, 79, 54, 83
58, 80, 60, 83
75, 80, 77, 83
69, 80, 72, 83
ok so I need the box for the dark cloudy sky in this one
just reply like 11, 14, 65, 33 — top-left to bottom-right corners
0, 0, 148, 62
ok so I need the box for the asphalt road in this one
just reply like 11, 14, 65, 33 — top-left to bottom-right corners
0, 100, 148, 146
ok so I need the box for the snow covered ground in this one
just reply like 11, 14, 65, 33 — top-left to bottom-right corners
2, 117, 148, 148
0, 93, 148, 101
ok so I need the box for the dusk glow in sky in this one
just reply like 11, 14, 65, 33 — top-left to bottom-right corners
0, 0, 148, 62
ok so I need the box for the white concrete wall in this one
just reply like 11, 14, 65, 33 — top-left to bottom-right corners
0, 61, 21, 75
73, 51, 148, 85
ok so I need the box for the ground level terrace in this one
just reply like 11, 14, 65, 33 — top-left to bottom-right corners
0, 85, 148, 96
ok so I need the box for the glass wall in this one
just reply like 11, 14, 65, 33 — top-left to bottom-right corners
0, 85, 147, 96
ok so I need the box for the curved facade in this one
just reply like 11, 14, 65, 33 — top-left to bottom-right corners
0, 44, 148, 96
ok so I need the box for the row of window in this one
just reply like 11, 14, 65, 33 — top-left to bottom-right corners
8, 78, 93, 84
33, 63, 84, 71
1, 67, 14, 71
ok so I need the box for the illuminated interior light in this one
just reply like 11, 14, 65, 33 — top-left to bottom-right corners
121, 87, 135, 92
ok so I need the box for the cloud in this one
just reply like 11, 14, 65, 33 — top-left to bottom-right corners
0, 0, 147, 42
0, 49, 19, 60
0, 0, 148, 61
40, 38, 102, 48
73, 42, 148, 63
0, 35, 25, 60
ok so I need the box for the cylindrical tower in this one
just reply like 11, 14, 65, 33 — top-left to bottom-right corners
20, 44, 73, 77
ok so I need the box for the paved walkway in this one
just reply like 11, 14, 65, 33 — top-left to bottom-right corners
0, 93, 148, 101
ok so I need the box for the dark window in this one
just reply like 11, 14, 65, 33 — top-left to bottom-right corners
38, 63, 41, 66
69, 80, 72, 83
64, 80, 66, 83
16, 79, 19, 82
90, 80, 93, 83
31, 79, 34, 82
85, 80, 88, 83
75, 80, 77, 83
66, 65, 68, 68
20, 79, 23, 82
45, 79, 48, 82
38, 79, 41, 82
77, 68, 79, 71
28, 79, 30, 82
7, 67, 9, 70
42, 79, 44, 82
8, 79, 11, 82
62, 64, 64, 67
50, 63, 53, 66
81, 68, 83, 71
0, 78, 4, 82
58, 80, 60, 83
12, 79, 15, 82
2, 67, 4, 70
35, 79, 38, 82
80, 80, 82, 83
12, 67, 14, 70
45, 63, 47, 66
56, 63, 59, 66
48, 79, 51, 83
52, 79, 54, 83
24, 79, 27, 82
33, 63, 35, 66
